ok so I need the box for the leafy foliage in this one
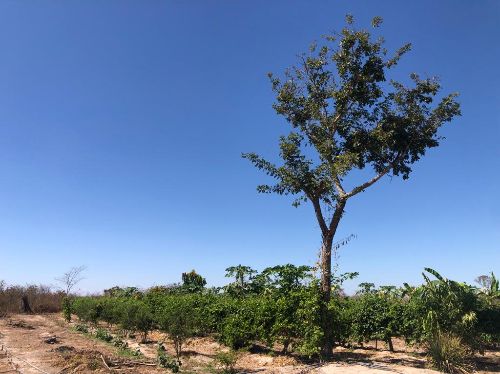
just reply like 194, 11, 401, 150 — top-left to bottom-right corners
70, 266, 499, 368
61, 296, 72, 322
156, 295, 201, 359
181, 270, 207, 293
224, 265, 259, 297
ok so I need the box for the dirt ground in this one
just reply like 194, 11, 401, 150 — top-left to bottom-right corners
0, 314, 498, 374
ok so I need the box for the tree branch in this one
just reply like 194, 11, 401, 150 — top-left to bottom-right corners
308, 194, 328, 236
345, 147, 410, 199
328, 199, 347, 236
332, 174, 347, 198
345, 166, 391, 199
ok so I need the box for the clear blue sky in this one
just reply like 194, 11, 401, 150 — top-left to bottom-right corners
0, 1, 498, 294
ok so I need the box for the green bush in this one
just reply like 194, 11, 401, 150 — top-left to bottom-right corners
74, 323, 88, 333
348, 287, 403, 350
218, 296, 270, 350
157, 295, 201, 359
72, 297, 102, 324
61, 296, 72, 322
211, 350, 239, 374
476, 302, 500, 347
116, 299, 154, 342
112, 336, 128, 349
157, 343, 180, 372
95, 327, 113, 342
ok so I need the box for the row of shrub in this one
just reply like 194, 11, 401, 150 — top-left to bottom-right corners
67, 266, 500, 372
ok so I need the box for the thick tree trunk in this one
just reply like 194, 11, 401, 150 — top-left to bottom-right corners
319, 200, 346, 357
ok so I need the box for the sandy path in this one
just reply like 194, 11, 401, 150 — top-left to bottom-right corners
0, 314, 163, 373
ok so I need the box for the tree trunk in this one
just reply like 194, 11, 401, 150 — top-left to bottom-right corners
387, 337, 394, 352
20, 295, 32, 314
282, 339, 290, 355
319, 237, 333, 358
319, 200, 346, 357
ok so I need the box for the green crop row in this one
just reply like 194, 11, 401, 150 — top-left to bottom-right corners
65, 266, 500, 373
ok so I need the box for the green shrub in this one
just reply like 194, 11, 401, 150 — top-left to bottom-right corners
212, 350, 239, 374
74, 323, 88, 333
348, 287, 403, 350
65, 266, 493, 364
112, 337, 128, 349
116, 299, 154, 342
61, 296, 72, 322
157, 295, 200, 359
218, 297, 268, 349
72, 297, 102, 324
476, 303, 500, 348
95, 327, 113, 342
157, 344, 180, 372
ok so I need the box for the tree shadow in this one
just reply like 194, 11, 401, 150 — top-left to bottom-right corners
331, 350, 427, 371
474, 353, 500, 373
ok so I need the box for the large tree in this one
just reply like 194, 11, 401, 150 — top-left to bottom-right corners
243, 15, 460, 354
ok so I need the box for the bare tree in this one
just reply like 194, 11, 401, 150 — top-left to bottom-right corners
56, 265, 87, 295
475, 274, 493, 289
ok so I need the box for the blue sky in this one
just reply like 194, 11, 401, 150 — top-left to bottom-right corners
0, 1, 498, 294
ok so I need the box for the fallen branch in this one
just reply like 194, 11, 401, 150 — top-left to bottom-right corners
100, 354, 112, 371
109, 360, 157, 367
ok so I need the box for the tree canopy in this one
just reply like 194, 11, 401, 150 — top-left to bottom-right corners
243, 15, 460, 239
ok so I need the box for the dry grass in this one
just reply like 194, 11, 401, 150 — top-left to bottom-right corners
0, 283, 64, 315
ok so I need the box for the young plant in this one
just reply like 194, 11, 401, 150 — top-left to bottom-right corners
95, 327, 113, 342
212, 350, 239, 374
158, 295, 200, 360
157, 343, 180, 373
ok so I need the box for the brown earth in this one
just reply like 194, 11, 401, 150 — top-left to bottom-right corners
0, 314, 498, 373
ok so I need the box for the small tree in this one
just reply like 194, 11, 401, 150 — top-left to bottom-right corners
158, 296, 200, 360
224, 265, 258, 296
243, 15, 460, 354
56, 265, 87, 295
181, 270, 207, 293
